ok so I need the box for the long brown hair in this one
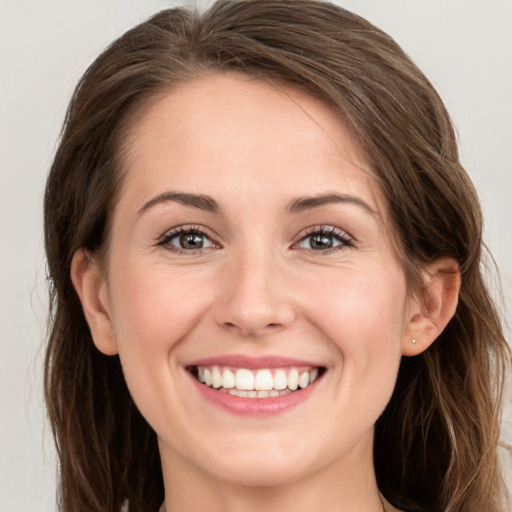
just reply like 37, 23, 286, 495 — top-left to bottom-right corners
44, 1, 510, 511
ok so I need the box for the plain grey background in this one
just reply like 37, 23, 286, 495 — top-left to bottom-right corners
1, 1, 511, 510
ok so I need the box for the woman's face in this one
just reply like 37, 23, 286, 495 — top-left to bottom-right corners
96, 74, 415, 487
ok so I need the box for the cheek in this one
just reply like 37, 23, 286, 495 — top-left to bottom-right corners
105, 263, 213, 408
304, 265, 406, 388
108, 263, 210, 351
308, 263, 407, 331
106, 268, 218, 445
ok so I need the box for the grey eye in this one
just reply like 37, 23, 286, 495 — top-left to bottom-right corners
299, 232, 346, 250
163, 229, 215, 251
308, 233, 336, 250
178, 232, 206, 249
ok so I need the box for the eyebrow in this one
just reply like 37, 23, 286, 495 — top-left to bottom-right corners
137, 191, 221, 217
287, 193, 377, 216
137, 191, 376, 218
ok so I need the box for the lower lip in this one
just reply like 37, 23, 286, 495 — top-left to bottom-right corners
189, 372, 320, 416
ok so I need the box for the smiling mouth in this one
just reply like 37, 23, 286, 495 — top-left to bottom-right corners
188, 365, 325, 398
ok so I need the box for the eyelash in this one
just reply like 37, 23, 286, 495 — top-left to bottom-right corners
293, 225, 354, 254
157, 225, 218, 255
156, 224, 354, 255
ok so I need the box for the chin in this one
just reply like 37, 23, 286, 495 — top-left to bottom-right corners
206, 457, 309, 488
190, 432, 323, 488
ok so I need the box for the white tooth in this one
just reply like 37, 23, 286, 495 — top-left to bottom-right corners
212, 366, 222, 388
255, 369, 273, 390
229, 389, 248, 397
299, 371, 310, 389
235, 369, 254, 390
287, 368, 299, 390
203, 368, 213, 387
248, 390, 257, 398
222, 368, 235, 389
273, 369, 288, 390
310, 368, 319, 384
269, 390, 280, 397
257, 390, 269, 398
197, 367, 205, 383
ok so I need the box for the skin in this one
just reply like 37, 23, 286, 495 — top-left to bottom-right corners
72, 73, 459, 512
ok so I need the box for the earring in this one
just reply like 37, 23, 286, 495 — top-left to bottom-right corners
412, 339, 417, 344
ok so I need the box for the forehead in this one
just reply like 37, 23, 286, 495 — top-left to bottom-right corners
119, 73, 385, 216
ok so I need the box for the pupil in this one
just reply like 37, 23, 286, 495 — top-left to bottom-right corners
180, 233, 203, 249
311, 234, 333, 249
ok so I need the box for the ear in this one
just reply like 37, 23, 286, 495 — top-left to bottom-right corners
70, 249, 118, 355
402, 258, 461, 356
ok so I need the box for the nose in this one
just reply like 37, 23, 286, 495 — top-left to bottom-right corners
213, 248, 296, 338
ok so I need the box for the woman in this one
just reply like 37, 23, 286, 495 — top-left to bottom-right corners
43, 1, 510, 511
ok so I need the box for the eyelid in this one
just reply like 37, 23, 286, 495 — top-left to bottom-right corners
292, 224, 354, 252
155, 223, 354, 254
156, 224, 221, 253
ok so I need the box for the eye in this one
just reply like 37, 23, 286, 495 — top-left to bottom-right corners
295, 226, 353, 252
158, 226, 217, 252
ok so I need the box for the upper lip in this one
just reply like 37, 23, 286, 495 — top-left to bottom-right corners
185, 354, 323, 369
